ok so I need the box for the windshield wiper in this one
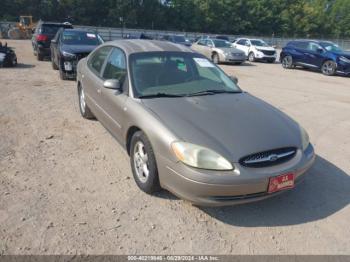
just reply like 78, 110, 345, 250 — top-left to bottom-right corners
138, 93, 185, 99
186, 89, 242, 97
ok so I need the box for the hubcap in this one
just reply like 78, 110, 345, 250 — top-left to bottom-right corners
249, 53, 254, 61
133, 141, 149, 183
322, 61, 335, 75
213, 55, 218, 64
282, 56, 292, 68
80, 88, 86, 114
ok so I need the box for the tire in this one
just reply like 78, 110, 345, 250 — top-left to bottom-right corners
281, 55, 294, 69
59, 68, 68, 80
51, 56, 58, 70
248, 52, 256, 62
212, 53, 220, 64
234, 62, 243, 65
321, 60, 337, 76
37, 52, 44, 61
77, 84, 94, 119
130, 131, 161, 194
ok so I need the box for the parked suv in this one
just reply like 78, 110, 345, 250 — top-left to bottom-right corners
32, 21, 73, 61
191, 38, 246, 64
233, 38, 277, 63
280, 40, 350, 76
51, 28, 103, 80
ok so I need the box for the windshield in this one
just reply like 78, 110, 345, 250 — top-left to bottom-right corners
130, 52, 241, 98
173, 35, 187, 42
251, 40, 268, 47
212, 39, 232, 48
320, 42, 343, 52
62, 31, 102, 46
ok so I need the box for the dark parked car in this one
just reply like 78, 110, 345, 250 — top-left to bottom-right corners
0, 42, 17, 67
162, 34, 192, 47
31, 21, 73, 61
51, 28, 103, 80
280, 40, 350, 76
215, 35, 230, 41
124, 33, 154, 40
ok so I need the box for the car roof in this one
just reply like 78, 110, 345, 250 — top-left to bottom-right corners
62, 29, 94, 33
104, 40, 194, 55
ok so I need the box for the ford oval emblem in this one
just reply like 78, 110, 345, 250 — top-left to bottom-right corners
268, 154, 279, 161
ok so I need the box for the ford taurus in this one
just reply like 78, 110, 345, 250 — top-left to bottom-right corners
76, 40, 315, 206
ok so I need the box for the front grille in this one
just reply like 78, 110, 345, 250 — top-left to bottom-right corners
232, 52, 244, 57
260, 50, 276, 56
239, 147, 297, 168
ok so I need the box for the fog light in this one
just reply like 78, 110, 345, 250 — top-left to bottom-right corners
64, 62, 73, 71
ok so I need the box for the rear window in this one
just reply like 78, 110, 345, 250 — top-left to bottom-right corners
41, 24, 72, 34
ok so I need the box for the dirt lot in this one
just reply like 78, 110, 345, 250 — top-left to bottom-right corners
0, 40, 349, 255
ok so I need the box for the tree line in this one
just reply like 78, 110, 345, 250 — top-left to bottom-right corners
1, 0, 350, 38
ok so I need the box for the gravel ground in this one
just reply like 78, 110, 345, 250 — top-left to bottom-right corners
0, 40, 349, 255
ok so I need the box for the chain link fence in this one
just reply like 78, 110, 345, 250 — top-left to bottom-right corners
1, 21, 350, 50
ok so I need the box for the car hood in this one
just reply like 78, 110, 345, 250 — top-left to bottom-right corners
61, 44, 97, 54
216, 47, 245, 54
142, 93, 302, 162
331, 51, 350, 59
255, 46, 275, 51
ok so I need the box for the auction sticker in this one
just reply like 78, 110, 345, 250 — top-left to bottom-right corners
193, 58, 215, 67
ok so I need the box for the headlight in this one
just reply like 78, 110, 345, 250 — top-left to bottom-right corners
339, 56, 350, 63
171, 142, 234, 170
299, 125, 310, 151
62, 51, 76, 58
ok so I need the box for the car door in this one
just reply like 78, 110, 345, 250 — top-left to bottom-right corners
98, 47, 128, 142
235, 39, 250, 55
305, 42, 325, 68
203, 40, 214, 59
82, 46, 112, 119
192, 39, 206, 55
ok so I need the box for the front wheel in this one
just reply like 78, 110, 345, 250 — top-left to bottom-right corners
212, 53, 220, 64
51, 56, 58, 70
321, 60, 337, 76
248, 52, 256, 62
130, 131, 161, 194
281, 55, 294, 69
78, 84, 94, 119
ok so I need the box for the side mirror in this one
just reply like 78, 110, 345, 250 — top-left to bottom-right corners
103, 79, 122, 91
317, 47, 324, 53
229, 75, 238, 84
245, 43, 250, 47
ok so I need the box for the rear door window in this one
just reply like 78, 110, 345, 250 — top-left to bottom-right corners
88, 46, 112, 76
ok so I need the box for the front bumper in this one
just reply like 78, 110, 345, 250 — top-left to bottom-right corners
60, 59, 78, 78
336, 60, 350, 75
158, 144, 315, 206
220, 53, 246, 63
255, 52, 277, 61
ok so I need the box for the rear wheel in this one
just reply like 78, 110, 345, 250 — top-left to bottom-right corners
281, 55, 294, 69
321, 60, 336, 76
248, 52, 256, 62
212, 53, 220, 64
78, 84, 94, 119
130, 131, 161, 194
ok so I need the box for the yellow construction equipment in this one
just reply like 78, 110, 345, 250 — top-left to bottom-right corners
8, 16, 36, 39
